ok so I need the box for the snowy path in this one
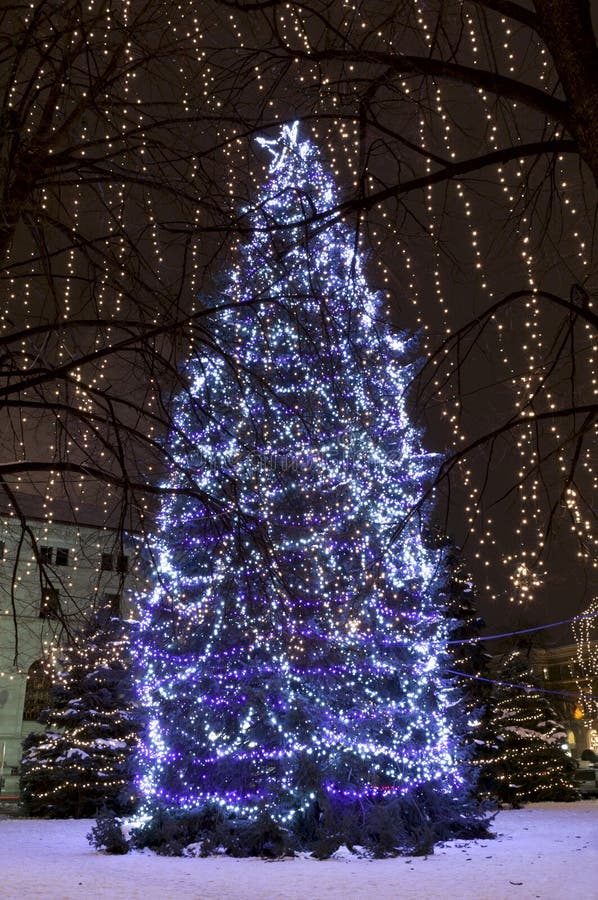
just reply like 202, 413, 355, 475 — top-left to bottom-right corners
1, 801, 597, 900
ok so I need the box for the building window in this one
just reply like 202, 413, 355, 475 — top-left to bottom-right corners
101, 552, 129, 574
39, 586, 60, 619
103, 592, 121, 616
39, 546, 53, 564
23, 661, 52, 721
55, 547, 69, 566
549, 663, 574, 682
0, 540, 5, 562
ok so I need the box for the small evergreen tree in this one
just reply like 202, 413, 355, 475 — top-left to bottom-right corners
480, 642, 578, 806
440, 546, 493, 775
20, 612, 142, 817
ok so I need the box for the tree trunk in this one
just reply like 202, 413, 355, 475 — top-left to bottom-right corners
534, 0, 598, 185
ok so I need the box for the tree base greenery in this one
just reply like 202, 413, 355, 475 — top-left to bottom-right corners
87, 812, 130, 855
91, 789, 493, 859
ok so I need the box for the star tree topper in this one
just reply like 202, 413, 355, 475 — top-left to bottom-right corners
256, 121, 309, 172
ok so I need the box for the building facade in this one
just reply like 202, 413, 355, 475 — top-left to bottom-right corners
0, 495, 140, 797
535, 642, 598, 757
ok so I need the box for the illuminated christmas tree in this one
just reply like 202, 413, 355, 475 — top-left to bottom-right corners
133, 123, 486, 856
21, 613, 141, 817
480, 643, 577, 806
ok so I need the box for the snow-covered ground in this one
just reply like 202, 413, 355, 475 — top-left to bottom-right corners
1, 801, 597, 899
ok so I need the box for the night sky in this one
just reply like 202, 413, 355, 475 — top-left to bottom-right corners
2, 1, 596, 648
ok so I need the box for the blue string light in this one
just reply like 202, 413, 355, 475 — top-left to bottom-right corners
134, 123, 464, 825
